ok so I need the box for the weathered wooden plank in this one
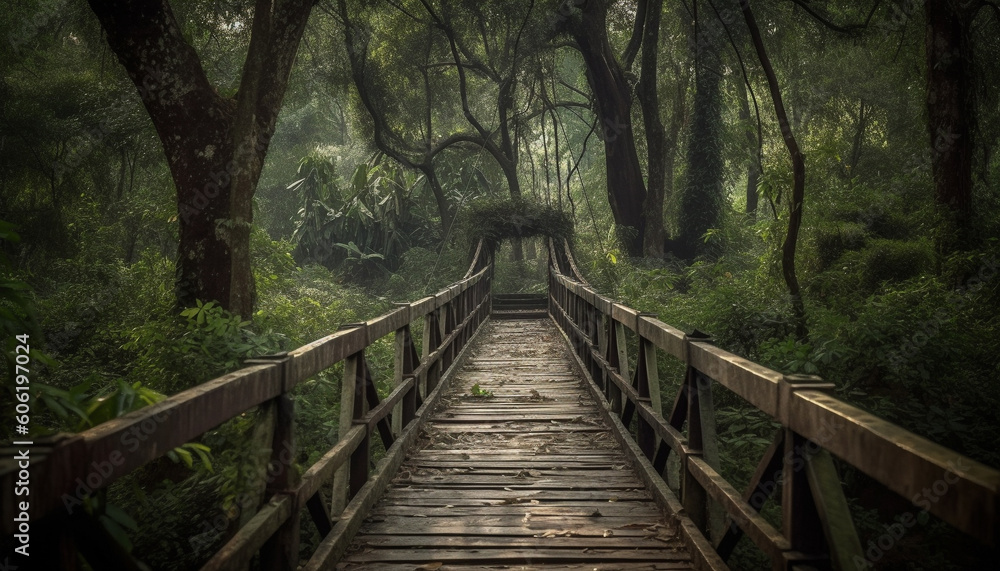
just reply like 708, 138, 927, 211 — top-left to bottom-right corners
372, 497, 658, 510
360, 377, 414, 430
612, 303, 640, 332
368, 504, 662, 517
390, 479, 642, 490
636, 400, 686, 454
804, 449, 865, 571
343, 547, 690, 563
355, 523, 664, 538
352, 534, 682, 549
398, 468, 637, 478
687, 341, 782, 418
638, 315, 687, 360
364, 306, 409, 341
396, 468, 641, 479
409, 295, 436, 318
337, 564, 691, 571
432, 414, 602, 422
407, 462, 627, 470
287, 325, 366, 382
410, 452, 625, 460
361, 514, 663, 529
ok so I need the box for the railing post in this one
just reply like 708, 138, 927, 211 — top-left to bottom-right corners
391, 304, 408, 437
681, 333, 723, 540
348, 352, 371, 498
250, 353, 299, 571
331, 325, 366, 516
605, 319, 628, 414
779, 374, 862, 570
423, 308, 442, 394
260, 399, 298, 569
442, 291, 457, 371
636, 325, 661, 460
395, 321, 420, 431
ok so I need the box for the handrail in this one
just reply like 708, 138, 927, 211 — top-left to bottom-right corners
562, 237, 590, 285
464, 237, 485, 279
546, 240, 999, 570
1, 264, 493, 571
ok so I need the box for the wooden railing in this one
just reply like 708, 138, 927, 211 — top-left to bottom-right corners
547, 239, 999, 571
0, 245, 492, 570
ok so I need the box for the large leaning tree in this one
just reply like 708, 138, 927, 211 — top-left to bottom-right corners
554, 0, 648, 257
87, 0, 315, 318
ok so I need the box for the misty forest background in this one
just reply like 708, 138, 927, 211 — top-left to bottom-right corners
2, 0, 999, 569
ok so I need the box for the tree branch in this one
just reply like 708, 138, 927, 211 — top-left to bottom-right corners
786, 0, 880, 35
620, 0, 648, 70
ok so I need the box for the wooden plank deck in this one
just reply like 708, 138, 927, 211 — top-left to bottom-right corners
338, 319, 694, 570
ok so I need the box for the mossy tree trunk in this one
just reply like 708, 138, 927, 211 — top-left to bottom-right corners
924, 0, 974, 248
560, 0, 647, 257
87, 0, 314, 319
637, 0, 667, 259
675, 0, 723, 261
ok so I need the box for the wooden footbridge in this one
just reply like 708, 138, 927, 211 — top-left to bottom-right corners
3, 240, 999, 570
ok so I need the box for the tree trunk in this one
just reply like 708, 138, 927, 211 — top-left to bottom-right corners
561, 0, 647, 257
740, 0, 807, 340
736, 76, 760, 215
638, 0, 666, 259
676, 1, 723, 260
88, 0, 314, 318
924, 0, 973, 245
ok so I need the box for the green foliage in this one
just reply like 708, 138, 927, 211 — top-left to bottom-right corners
855, 238, 935, 292
469, 383, 493, 398
126, 300, 287, 393
462, 197, 574, 253
0, 222, 46, 398
813, 222, 867, 271
291, 152, 439, 277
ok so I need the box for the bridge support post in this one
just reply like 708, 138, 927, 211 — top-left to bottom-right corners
423, 309, 443, 395
348, 353, 371, 498
259, 392, 299, 571
606, 320, 628, 414
248, 353, 300, 571
680, 333, 724, 542
395, 321, 420, 430
636, 330, 661, 460
780, 374, 863, 571
332, 324, 367, 516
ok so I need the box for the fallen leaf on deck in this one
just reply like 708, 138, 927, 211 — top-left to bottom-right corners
536, 529, 576, 538
415, 563, 443, 570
